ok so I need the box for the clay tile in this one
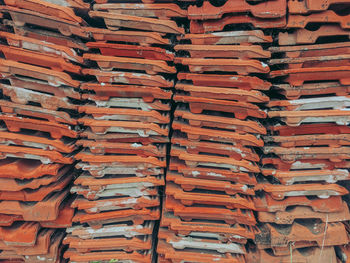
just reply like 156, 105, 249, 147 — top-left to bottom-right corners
80, 83, 172, 102
172, 136, 259, 162
289, 0, 349, 13
71, 196, 160, 213
179, 30, 273, 44
0, 83, 78, 111
166, 182, 256, 210
278, 25, 350, 45
4, 0, 85, 23
0, 31, 83, 63
67, 221, 154, 239
65, 249, 152, 263
190, 15, 286, 33
13, 25, 88, 50
253, 194, 344, 213
0, 222, 40, 246
157, 240, 246, 263
2, 6, 89, 38
0, 100, 77, 125
188, 0, 286, 20
0, 158, 63, 180
175, 44, 271, 59
86, 42, 174, 61
173, 95, 266, 119
269, 123, 350, 136
166, 172, 254, 195
0, 171, 73, 201
0, 59, 80, 88
160, 211, 255, 242
171, 146, 260, 173
165, 195, 256, 225
9, 77, 81, 100
256, 183, 348, 200
82, 68, 173, 87
174, 109, 266, 134
256, 222, 349, 250
175, 83, 269, 103
174, 57, 270, 74
84, 53, 176, 74
72, 207, 160, 226
270, 66, 350, 86
87, 27, 170, 45
40, 199, 74, 228
288, 10, 350, 29
258, 201, 350, 224
177, 73, 271, 90
0, 45, 81, 74
158, 227, 246, 254
0, 115, 78, 139
93, 3, 187, 18
0, 189, 69, 221
169, 158, 257, 185
89, 11, 184, 34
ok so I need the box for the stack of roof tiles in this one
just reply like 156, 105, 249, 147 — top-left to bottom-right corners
254, 0, 350, 262
157, 1, 286, 262
0, 0, 89, 262
63, 2, 185, 262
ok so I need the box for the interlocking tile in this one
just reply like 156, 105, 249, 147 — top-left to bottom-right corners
161, 211, 255, 242
82, 68, 173, 87
256, 182, 348, 200
288, 10, 350, 29
174, 57, 270, 74
4, 0, 85, 23
88, 27, 170, 45
0, 31, 83, 63
177, 72, 271, 90
179, 30, 273, 44
175, 44, 270, 59
169, 158, 257, 185
172, 137, 259, 161
171, 146, 260, 173
65, 249, 152, 263
84, 53, 176, 74
254, 194, 344, 213
89, 11, 184, 34
157, 240, 246, 263
93, 3, 187, 18
269, 123, 350, 136
0, 83, 78, 111
256, 222, 349, 251
279, 25, 350, 45
67, 221, 154, 239
0, 59, 80, 88
288, 0, 350, 13
262, 168, 350, 185
0, 222, 40, 246
174, 109, 266, 134
175, 83, 269, 103
173, 95, 266, 119
80, 83, 172, 101
258, 202, 350, 224
188, 0, 286, 20
0, 45, 81, 73
1, 6, 89, 38
73, 207, 160, 226
247, 246, 337, 263
190, 15, 286, 34
265, 134, 350, 147
0, 189, 68, 221
166, 182, 255, 210
86, 42, 174, 60
165, 196, 256, 225
158, 227, 246, 254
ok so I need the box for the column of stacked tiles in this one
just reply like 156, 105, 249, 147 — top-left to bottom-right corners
0, 0, 89, 262
63, 2, 185, 263
254, 1, 350, 262
157, 1, 287, 262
